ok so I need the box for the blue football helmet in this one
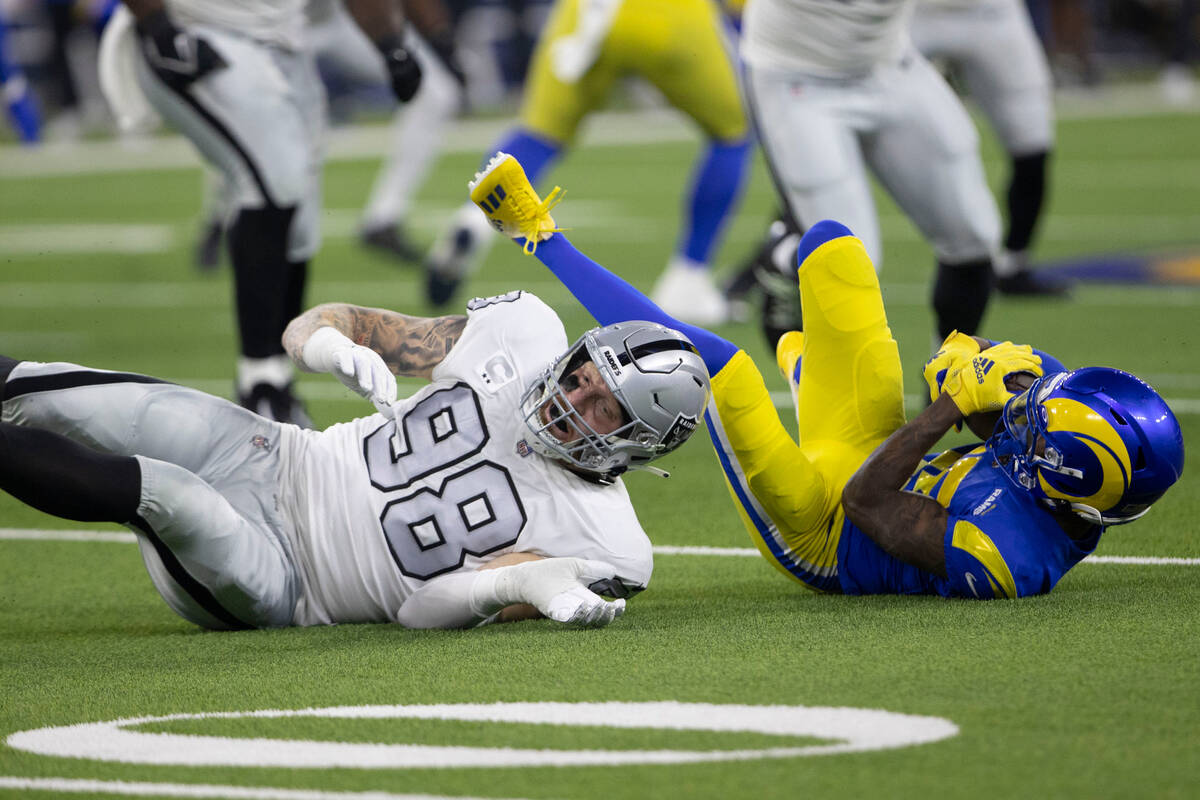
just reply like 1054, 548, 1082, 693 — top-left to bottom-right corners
987, 367, 1184, 525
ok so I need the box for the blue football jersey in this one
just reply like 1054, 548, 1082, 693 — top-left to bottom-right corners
836, 444, 1102, 598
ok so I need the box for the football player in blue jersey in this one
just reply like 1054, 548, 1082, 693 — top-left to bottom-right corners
468, 153, 1186, 599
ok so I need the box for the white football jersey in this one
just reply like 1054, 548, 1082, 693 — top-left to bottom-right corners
165, 0, 305, 51
742, 0, 916, 77
279, 292, 654, 625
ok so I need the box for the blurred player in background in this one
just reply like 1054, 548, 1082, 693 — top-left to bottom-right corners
0, 289, 710, 629
911, 0, 1067, 296
739, 0, 1004, 347
1, 8, 42, 143
101, 0, 423, 426
472, 153, 1185, 599
424, 0, 753, 325
195, 0, 466, 270
334, 0, 467, 263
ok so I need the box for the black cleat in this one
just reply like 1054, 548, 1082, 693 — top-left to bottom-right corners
238, 382, 314, 429
996, 267, 1071, 297
425, 226, 479, 307
361, 224, 423, 264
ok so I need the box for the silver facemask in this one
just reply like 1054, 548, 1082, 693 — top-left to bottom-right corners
520, 321, 711, 481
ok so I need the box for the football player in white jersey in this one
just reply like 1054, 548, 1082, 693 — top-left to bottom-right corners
911, 0, 1066, 296
0, 296, 709, 630
740, 0, 1003, 345
107, 0, 424, 427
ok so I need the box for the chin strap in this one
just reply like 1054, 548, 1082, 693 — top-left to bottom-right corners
629, 464, 670, 479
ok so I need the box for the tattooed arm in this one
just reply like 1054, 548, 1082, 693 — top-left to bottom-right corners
840, 394, 963, 578
283, 303, 467, 380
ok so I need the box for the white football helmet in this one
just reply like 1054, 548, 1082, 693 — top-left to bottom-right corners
520, 321, 711, 481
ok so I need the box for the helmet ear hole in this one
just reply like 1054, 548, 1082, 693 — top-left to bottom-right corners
1135, 447, 1146, 471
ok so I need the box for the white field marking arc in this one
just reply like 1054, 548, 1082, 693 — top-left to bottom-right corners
5, 702, 959, 769
0, 777, 531, 800
1, 529, 1197, 566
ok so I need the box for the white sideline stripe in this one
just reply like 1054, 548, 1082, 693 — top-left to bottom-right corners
2, 529, 1196, 565
0, 777, 529, 800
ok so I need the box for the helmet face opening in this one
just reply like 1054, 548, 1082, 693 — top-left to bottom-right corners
520, 321, 711, 481
988, 368, 1184, 526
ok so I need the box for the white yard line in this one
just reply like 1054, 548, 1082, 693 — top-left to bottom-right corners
0, 777, 532, 800
2, 529, 1195, 565
2, 83, 1197, 179
0, 224, 174, 254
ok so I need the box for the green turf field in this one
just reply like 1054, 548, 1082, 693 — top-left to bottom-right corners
1, 99, 1199, 800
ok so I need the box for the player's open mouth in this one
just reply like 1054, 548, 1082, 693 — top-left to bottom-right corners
540, 400, 573, 441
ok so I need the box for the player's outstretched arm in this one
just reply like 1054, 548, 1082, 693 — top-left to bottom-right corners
395, 556, 626, 630
283, 303, 466, 406
841, 396, 962, 577
467, 151, 739, 375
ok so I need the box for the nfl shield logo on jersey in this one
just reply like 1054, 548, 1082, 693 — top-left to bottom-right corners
516, 439, 533, 458
250, 434, 272, 452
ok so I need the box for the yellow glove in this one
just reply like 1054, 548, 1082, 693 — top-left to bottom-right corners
923, 330, 981, 404
942, 342, 1044, 417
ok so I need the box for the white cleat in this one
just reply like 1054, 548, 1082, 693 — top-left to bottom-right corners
650, 258, 731, 325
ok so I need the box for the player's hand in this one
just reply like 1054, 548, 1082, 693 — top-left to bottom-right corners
331, 345, 398, 409
301, 327, 397, 409
504, 557, 626, 628
377, 37, 423, 102
942, 342, 1043, 417
136, 9, 227, 91
923, 330, 981, 404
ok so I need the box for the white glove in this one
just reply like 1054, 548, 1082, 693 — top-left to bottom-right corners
301, 327, 397, 410
484, 557, 626, 628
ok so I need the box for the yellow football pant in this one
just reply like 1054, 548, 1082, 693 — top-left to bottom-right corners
521, 0, 748, 144
704, 234, 906, 591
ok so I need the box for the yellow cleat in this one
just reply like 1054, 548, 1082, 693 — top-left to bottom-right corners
468, 152, 565, 255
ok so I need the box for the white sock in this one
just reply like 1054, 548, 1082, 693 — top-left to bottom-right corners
236, 355, 294, 395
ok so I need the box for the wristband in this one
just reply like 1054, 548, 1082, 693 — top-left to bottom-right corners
301, 326, 354, 373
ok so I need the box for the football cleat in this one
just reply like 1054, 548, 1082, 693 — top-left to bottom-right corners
996, 267, 1072, 297
468, 152, 564, 254
238, 382, 314, 429
425, 224, 480, 306
361, 223, 423, 264
994, 250, 1071, 297
649, 259, 731, 325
